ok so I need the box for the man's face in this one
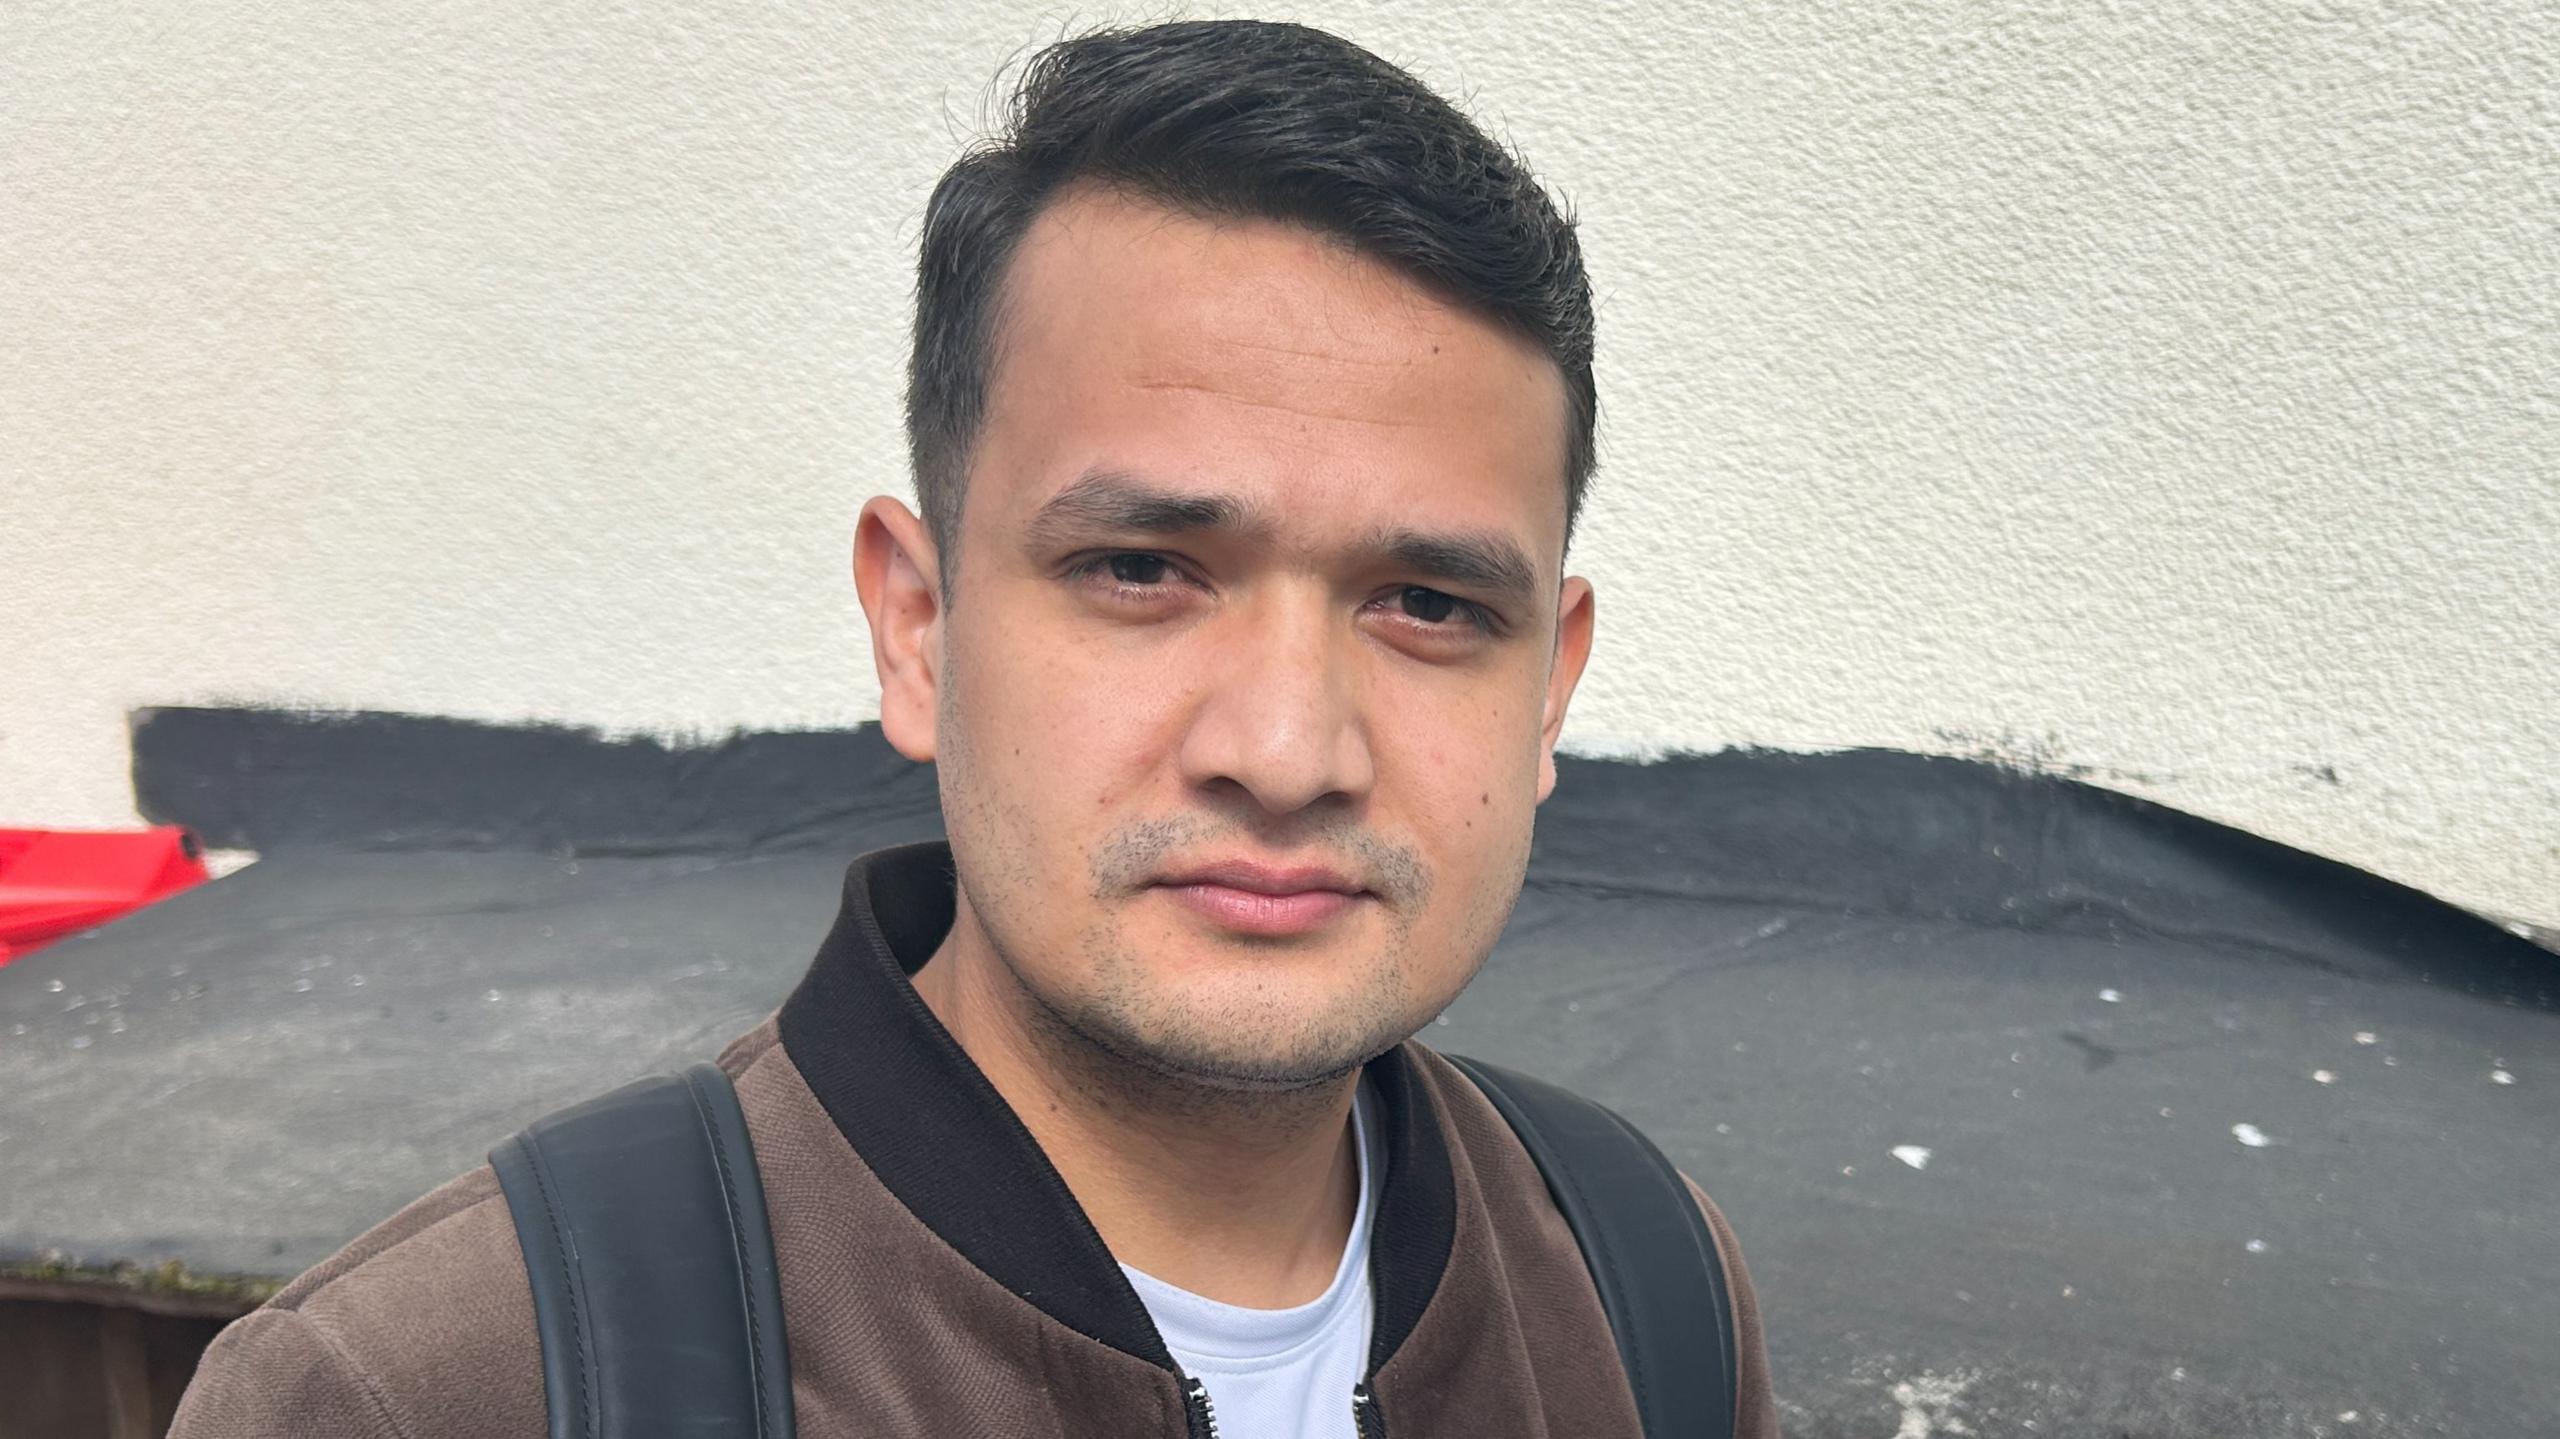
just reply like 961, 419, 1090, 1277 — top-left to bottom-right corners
877, 185, 1594, 1089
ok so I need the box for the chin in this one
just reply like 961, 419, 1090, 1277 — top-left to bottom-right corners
1115, 1029, 1402, 1091
1065, 974, 1422, 1091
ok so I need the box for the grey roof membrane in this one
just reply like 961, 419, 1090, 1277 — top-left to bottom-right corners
4, 719, 2553, 1436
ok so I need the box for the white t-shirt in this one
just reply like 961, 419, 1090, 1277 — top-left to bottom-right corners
1122, 1083, 1381, 1439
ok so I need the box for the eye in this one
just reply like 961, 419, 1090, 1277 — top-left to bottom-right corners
1391, 586, 1499, 635
1106, 553, 1171, 585
1400, 587, 1457, 623
1063, 550, 1192, 599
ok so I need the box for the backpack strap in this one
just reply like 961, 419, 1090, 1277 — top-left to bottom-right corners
1444, 1055, 1737, 1439
489, 1062, 794, 1439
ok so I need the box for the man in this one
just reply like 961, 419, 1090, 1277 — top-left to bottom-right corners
172, 20, 1778, 1439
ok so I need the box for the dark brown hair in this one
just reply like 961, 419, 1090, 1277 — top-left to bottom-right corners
906, 20, 1596, 579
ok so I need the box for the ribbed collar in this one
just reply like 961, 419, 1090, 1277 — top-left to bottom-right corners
774, 841, 1456, 1376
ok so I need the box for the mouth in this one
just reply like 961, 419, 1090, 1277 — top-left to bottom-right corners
1152, 860, 1370, 938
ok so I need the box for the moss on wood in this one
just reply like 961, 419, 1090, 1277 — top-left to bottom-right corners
0, 1253, 280, 1311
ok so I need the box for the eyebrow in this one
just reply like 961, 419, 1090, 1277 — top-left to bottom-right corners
1024, 470, 1275, 547
1026, 468, 1545, 613
1367, 527, 1542, 613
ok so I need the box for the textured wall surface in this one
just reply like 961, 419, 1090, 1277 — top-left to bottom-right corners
6, 1, 2554, 925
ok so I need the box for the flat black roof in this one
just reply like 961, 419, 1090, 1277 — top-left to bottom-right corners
4, 710, 2551, 1432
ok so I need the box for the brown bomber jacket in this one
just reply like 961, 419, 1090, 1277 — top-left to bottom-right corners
171, 842, 1780, 1438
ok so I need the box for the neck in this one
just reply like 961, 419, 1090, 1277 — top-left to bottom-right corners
909, 914, 1362, 1309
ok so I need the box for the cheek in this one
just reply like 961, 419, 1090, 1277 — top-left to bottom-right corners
1390, 702, 1543, 946
943, 608, 1176, 834
1405, 694, 1544, 838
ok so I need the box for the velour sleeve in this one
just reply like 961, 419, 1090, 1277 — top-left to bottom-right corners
1683, 1174, 1783, 1439
168, 1307, 408, 1439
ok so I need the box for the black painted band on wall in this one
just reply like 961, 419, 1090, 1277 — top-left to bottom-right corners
130, 705, 2549, 1003
132, 707, 943, 858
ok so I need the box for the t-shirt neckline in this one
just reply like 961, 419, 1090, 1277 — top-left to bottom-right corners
1120, 1078, 1380, 1371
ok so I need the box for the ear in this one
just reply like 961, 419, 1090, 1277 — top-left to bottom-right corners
1535, 576, 1595, 804
853, 496, 945, 763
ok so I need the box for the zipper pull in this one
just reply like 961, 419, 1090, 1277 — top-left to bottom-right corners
1184, 1376, 1222, 1439
1351, 1381, 1385, 1438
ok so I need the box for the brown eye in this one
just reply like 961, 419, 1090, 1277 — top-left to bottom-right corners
1400, 587, 1457, 623
1108, 553, 1171, 584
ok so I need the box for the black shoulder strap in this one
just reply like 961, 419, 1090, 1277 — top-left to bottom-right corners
1444, 1055, 1737, 1439
489, 1062, 794, 1439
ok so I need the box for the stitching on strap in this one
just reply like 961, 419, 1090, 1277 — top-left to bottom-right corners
1529, 1100, 1653, 1431
686, 1068, 775, 1439
1603, 1105, 1734, 1438
1452, 1058, 1655, 1434
517, 1134, 599, 1439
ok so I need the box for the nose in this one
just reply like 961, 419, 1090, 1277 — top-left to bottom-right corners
1175, 585, 1377, 817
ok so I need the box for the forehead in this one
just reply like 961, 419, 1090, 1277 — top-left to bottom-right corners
967, 185, 1573, 571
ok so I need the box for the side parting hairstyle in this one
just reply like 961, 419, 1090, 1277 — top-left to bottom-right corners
905, 20, 1596, 580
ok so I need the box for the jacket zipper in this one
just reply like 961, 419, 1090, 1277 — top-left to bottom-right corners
1183, 1376, 1221, 1439
1351, 1380, 1385, 1438
1182, 1374, 1384, 1438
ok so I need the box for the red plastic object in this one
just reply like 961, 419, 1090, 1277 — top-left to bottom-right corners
0, 826, 211, 967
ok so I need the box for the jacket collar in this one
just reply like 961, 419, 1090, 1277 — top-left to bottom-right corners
775, 841, 1455, 1376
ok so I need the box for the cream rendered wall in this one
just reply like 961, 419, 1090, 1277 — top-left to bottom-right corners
5, 3, 2554, 926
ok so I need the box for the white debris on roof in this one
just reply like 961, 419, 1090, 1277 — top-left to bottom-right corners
1888, 1371, 1978, 1439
